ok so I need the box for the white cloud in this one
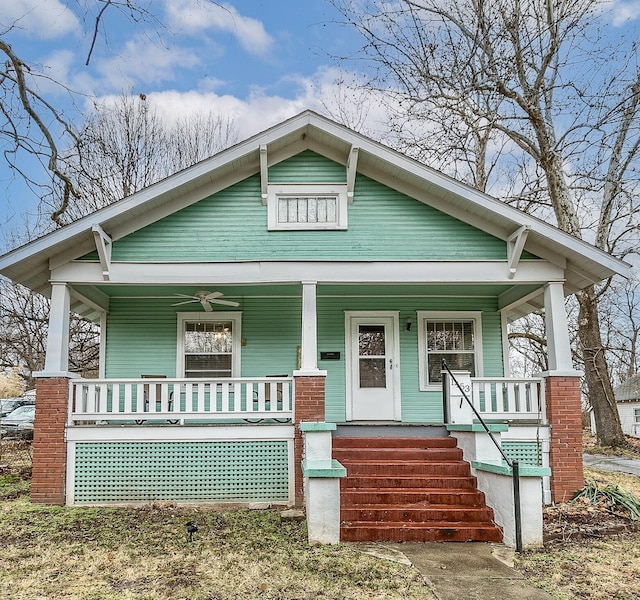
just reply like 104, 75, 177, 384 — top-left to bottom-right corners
96, 34, 201, 89
611, 1, 640, 25
164, 0, 274, 57
0, 0, 80, 38
123, 67, 392, 143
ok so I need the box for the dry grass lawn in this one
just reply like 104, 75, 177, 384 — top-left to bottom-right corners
0, 441, 430, 600
3, 433, 640, 599
515, 433, 640, 599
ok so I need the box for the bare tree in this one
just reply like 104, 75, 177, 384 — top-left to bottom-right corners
1, 95, 237, 382
0, 1, 222, 226
54, 94, 238, 222
330, 0, 639, 446
599, 275, 640, 386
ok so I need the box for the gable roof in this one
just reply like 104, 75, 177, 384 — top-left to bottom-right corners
0, 110, 630, 300
615, 375, 640, 403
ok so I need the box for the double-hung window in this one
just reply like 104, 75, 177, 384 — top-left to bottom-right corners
177, 313, 241, 378
417, 311, 483, 390
634, 407, 640, 424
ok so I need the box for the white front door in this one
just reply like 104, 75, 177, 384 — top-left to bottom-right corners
346, 312, 400, 421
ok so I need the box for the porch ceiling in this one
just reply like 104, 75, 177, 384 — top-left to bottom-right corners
69, 281, 543, 324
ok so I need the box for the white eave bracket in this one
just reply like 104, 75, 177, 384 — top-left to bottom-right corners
346, 146, 359, 204
260, 144, 268, 205
507, 225, 530, 279
91, 224, 112, 281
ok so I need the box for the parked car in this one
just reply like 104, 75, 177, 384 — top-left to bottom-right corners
0, 404, 36, 439
0, 397, 34, 417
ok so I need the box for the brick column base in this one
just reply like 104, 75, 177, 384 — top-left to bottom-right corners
293, 375, 326, 507
545, 375, 584, 503
32, 377, 69, 505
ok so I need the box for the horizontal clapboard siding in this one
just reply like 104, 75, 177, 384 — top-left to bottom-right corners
318, 295, 504, 423
105, 291, 503, 423
105, 297, 301, 379
99, 152, 509, 262
268, 149, 346, 182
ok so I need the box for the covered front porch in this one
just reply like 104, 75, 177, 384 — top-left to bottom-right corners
32, 271, 581, 508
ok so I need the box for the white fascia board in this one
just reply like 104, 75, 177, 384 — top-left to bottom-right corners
1, 115, 316, 274
51, 259, 565, 285
1, 110, 629, 289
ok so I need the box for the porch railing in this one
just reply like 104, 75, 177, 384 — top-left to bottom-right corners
69, 377, 294, 424
471, 377, 546, 423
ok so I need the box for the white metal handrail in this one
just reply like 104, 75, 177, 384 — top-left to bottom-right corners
471, 377, 546, 422
69, 377, 294, 424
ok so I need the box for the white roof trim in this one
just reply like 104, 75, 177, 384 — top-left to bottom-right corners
0, 110, 630, 295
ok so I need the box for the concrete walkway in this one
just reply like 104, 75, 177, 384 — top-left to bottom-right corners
363, 542, 554, 599
583, 453, 640, 477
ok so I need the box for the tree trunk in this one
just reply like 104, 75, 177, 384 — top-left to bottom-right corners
577, 285, 626, 447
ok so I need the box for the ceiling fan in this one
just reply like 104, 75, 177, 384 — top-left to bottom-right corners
172, 290, 240, 312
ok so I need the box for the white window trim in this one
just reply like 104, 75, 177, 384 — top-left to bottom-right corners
267, 183, 348, 230
634, 407, 640, 423
176, 312, 242, 378
417, 311, 483, 391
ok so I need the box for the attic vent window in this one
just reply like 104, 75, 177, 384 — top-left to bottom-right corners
267, 184, 348, 230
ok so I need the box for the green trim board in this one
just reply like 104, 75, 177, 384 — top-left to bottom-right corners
302, 459, 347, 478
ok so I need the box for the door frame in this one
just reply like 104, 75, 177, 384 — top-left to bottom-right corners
344, 311, 401, 421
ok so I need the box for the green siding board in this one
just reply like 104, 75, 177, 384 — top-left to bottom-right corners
268, 150, 346, 182
105, 298, 178, 377
104, 153, 509, 262
105, 291, 504, 423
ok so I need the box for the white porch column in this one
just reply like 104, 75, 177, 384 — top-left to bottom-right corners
298, 280, 321, 374
543, 282, 575, 373
43, 282, 71, 374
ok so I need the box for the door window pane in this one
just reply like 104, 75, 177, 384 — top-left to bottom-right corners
359, 325, 386, 356
359, 358, 386, 388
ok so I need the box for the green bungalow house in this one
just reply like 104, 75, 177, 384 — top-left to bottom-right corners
0, 111, 629, 544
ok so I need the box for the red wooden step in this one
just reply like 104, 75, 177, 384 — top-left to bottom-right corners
342, 460, 472, 477
334, 436, 458, 449
334, 447, 463, 461
341, 505, 495, 523
340, 522, 504, 543
335, 435, 503, 543
341, 475, 479, 490
340, 489, 488, 506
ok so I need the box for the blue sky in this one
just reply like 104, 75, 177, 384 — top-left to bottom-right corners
0, 0, 639, 239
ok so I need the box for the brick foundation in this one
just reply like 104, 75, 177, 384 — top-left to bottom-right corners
32, 377, 69, 505
293, 375, 326, 506
545, 376, 584, 503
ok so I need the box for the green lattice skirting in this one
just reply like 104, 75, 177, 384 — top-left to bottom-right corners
73, 440, 289, 504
